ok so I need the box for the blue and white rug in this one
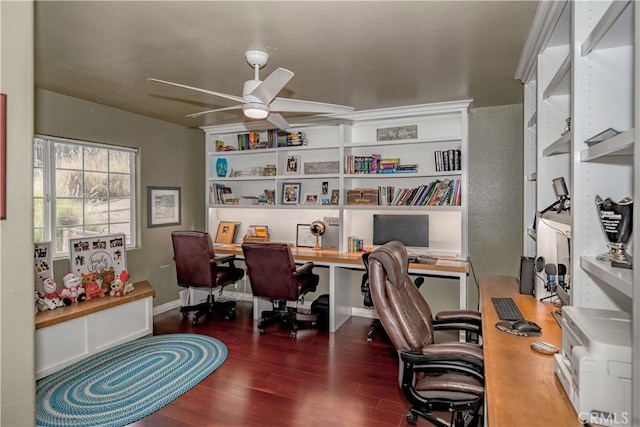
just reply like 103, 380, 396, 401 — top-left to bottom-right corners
36, 333, 227, 427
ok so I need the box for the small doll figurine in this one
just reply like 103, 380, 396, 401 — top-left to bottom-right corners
59, 273, 86, 305
42, 277, 64, 310
82, 271, 105, 299
120, 270, 134, 294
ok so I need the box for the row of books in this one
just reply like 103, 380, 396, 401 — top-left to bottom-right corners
221, 130, 310, 151
435, 149, 461, 171
344, 155, 417, 174
347, 236, 365, 253
209, 183, 239, 204
378, 178, 461, 206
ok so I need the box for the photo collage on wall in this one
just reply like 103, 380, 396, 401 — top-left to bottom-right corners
34, 242, 53, 293
69, 234, 127, 278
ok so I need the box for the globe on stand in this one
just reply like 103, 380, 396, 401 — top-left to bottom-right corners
310, 220, 326, 250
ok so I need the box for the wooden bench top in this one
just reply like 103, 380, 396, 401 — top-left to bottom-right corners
35, 280, 155, 329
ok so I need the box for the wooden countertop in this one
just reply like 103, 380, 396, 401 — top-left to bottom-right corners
216, 244, 470, 274
35, 280, 155, 329
480, 275, 579, 426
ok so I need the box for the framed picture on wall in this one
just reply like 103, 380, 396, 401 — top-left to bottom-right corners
148, 186, 181, 227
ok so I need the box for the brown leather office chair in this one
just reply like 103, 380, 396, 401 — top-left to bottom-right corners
171, 231, 245, 325
368, 240, 484, 427
241, 242, 319, 338
361, 251, 425, 342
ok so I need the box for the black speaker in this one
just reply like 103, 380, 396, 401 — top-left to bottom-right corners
519, 256, 535, 295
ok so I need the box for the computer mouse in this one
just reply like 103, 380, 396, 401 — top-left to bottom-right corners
512, 320, 541, 333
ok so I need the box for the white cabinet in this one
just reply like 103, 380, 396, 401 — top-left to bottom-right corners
202, 101, 470, 257
35, 281, 155, 379
516, 1, 637, 423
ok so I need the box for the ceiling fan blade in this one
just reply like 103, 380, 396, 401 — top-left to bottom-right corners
266, 112, 290, 130
186, 104, 242, 118
270, 97, 355, 114
248, 68, 294, 104
148, 78, 245, 104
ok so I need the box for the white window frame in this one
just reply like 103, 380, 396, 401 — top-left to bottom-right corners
34, 134, 139, 258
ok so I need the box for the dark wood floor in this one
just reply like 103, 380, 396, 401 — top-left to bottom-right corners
130, 301, 434, 427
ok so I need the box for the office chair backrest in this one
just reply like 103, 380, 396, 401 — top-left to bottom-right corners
369, 240, 436, 351
241, 243, 300, 301
171, 231, 216, 288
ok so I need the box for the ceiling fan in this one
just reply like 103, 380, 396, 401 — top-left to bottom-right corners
148, 50, 355, 129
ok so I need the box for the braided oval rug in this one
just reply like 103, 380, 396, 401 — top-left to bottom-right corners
36, 333, 227, 427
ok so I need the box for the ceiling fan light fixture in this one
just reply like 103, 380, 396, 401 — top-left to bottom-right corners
243, 102, 270, 119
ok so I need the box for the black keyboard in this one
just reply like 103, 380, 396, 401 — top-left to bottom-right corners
491, 297, 524, 321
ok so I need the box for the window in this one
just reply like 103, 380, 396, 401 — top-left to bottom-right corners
34, 135, 138, 257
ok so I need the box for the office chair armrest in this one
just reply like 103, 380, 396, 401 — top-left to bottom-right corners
400, 348, 484, 380
418, 342, 484, 367
211, 254, 237, 265
432, 322, 481, 336
293, 262, 314, 276
435, 310, 481, 325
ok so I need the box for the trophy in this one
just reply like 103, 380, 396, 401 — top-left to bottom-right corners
595, 195, 633, 268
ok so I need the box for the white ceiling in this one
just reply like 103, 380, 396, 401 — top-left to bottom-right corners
35, 1, 539, 129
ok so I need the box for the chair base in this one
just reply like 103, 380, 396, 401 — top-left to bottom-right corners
180, 295, 237, 325
406, 405, 482, 427
258, 304, 318, 338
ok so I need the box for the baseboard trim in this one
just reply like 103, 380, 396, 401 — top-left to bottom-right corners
351, 307, 378, 319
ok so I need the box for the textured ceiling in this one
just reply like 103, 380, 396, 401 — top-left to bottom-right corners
35, 1, 538, 129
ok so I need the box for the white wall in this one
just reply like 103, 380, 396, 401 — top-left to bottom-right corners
468, 104, 524, 282
0, 1, 36, 425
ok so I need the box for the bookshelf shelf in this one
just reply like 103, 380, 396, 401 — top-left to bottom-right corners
542, 131, 571, 157
527, 111, 537, 129
580, 256, 633, 299
580, 128, 634, 162
581, 0, 633, 56
542, 54, 571, 99
344, 136, 461, 148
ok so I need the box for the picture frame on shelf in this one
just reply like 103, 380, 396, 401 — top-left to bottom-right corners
296, 224, 316, 248
215, 221, 239, 244
282, 182, 301, 205
376, 124, 417, 141
285, 155, 301, 175
304, 193, 319, 205
330, 189, 340, 205
147, 186, 181, 227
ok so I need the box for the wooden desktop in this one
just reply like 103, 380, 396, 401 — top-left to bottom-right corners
216, 244, 470, 332
480, 275, 579, 426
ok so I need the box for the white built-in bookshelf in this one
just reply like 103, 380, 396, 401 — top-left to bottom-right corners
202, 100, 470, 257
516, 1, 638, 423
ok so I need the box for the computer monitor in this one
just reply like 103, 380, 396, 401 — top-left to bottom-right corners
553, 177, 569, 199
373, 214, 429, 250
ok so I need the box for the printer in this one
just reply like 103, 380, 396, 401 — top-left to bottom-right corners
554, 306, 632, 427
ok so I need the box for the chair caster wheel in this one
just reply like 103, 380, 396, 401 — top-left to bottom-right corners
192, 318, 198, 326
366, 337, 373, 343
258, 328, 265, 335
406, 412, 418, 425
290, 331, 297, 338
225, 311, 236, 321
182, 312, 188, 319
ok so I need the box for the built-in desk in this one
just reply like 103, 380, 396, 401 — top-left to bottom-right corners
35, 281, 155, 379
217, 245, 469, 332
480, 275, 579, 426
